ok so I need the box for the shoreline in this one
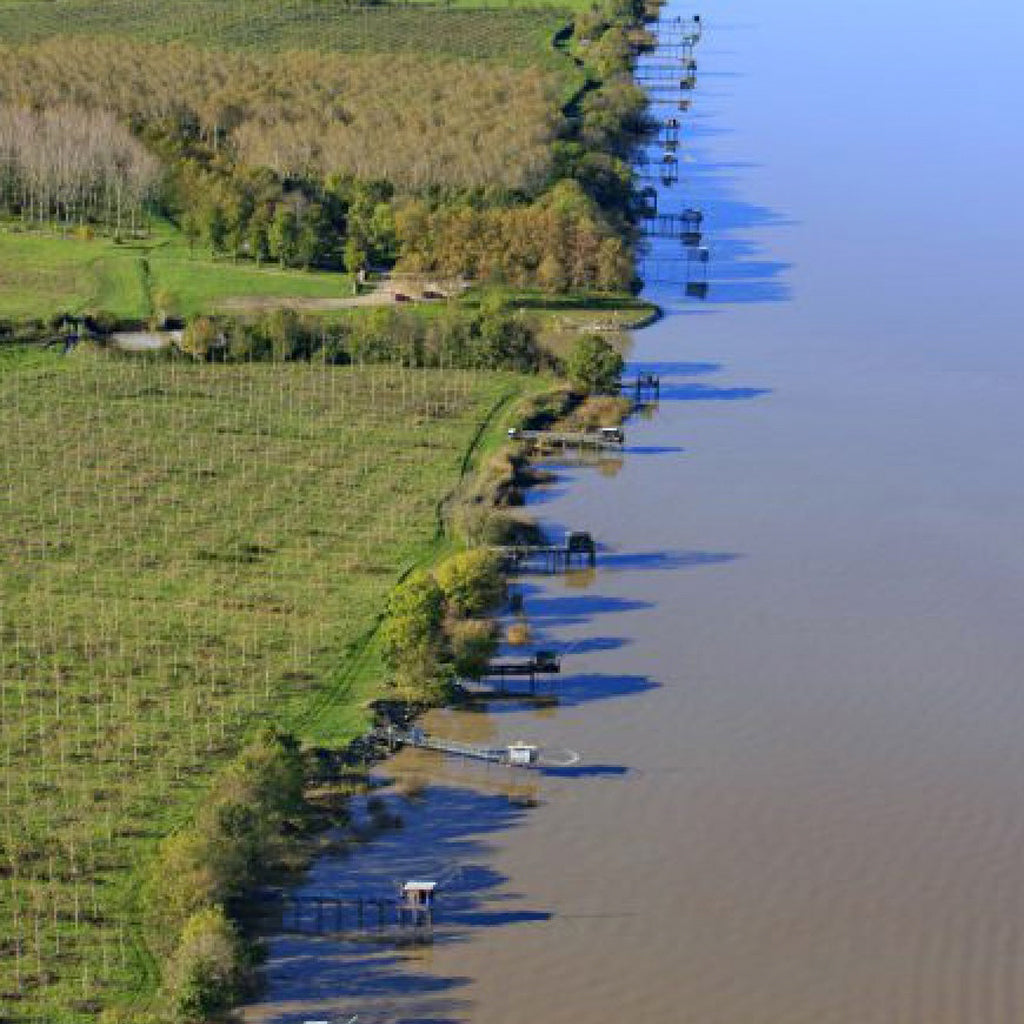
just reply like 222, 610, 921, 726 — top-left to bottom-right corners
0, 0, 673, 1014
234, 5, 673, 1017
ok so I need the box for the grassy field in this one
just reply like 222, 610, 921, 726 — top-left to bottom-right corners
0, 349, 534, 1021
0, 0, 575, 64
0, 229, 357, 322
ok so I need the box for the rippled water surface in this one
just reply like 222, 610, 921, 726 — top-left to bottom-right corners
245, 0, 1024, 1020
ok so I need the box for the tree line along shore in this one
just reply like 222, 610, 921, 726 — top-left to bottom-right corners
0, 0, 660, 1018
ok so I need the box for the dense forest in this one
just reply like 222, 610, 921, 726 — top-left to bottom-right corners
0, 40, 561, 191
0, 0, 652, 303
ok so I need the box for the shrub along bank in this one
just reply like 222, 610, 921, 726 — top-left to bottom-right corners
143, 546, 508, 1023
142, 730, 304, 1023
381, 548, 507, 704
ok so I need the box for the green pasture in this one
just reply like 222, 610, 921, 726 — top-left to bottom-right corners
0, 0, 575, 64
0, 353, 530, 1020
0, 229, 354, 321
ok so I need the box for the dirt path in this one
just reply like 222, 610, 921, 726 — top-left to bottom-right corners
216, 291, 395, 314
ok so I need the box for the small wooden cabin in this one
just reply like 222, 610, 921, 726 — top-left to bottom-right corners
507, 742, 539, 767
401, 881, 437, 915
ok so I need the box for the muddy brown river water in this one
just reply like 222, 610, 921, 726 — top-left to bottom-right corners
243, 1, 1024, 1021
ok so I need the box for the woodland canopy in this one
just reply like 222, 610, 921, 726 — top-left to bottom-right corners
0, 38, 562, 192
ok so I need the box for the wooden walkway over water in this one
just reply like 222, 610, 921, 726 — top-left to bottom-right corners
491, 536, 596, 572
259, 885, 438, 943
508, 426, 624, 451
623, 372, 662, 404
376, 725, 580, 769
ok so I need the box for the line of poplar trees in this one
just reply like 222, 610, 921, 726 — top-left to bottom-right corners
0, 105, 160, 234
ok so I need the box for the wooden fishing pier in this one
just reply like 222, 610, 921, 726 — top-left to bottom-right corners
376, 725, 580, 769
508, 426, 624, 451
646, 95, 693, 111
473, 650, 561, 695
492, 530, 597, 572
637, 74, 696, 93
264, 879, 439, 943
457, 650, 562, 704
637, 167, 679, 186
639, 183, 658, 216
640, 57, 698, 73
642, 211, 704, 244
623, 372, 661, 404
657, 14, 702, 48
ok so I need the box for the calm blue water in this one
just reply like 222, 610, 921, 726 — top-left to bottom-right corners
246, 3, 1024, 1021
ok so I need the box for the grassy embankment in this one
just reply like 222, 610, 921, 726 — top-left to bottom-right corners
0, 346, 552, 1021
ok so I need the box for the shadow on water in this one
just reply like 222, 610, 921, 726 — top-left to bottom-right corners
654, 382, 771, 402
543, 763, 632, 779
249, 785, 546, 1024
705, 280, 790, 304
525, 485, 570, 506
518, 591, 655, 628
623, 444, 688, 455
562, 635, 632, 654
598, 549, 742, 570
255, 944, 470, 1015
551, 672, 659, 709
640, 123, 794, 304
624, 360, 723, 376
483, 672, 658, 714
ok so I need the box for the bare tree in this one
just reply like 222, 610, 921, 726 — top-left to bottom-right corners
0, 105, 160, 234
